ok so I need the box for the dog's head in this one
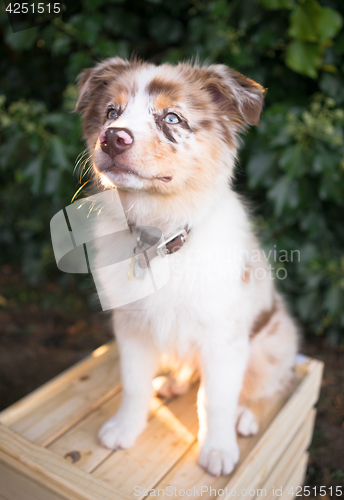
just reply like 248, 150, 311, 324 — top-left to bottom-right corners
76, 58, 265, 213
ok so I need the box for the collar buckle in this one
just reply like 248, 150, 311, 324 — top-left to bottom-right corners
157, 229, 188, 258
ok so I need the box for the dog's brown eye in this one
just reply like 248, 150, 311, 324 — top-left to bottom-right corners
107, 109, 118, 120
163, 113, 180, 124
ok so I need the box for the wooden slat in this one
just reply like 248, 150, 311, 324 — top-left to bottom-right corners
0, 458, 71, 500
48, 392, 165, 472
0, 424, 129, 500
149, 359, 323, 500
279, 453, 309, 500
261, 409, 316, 500
0, 343, 121, 446
93, 384, 199, 499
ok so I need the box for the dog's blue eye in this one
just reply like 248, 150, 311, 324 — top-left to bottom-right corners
107, 109, 118, 120
163, 113, 180, 124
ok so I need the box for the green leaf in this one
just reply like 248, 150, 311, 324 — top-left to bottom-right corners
320, 74, 344, 104
44, 169, 59, 195
299, 243, 318, 264
247, 153, 274, 188
287, 0, 342, 46
149, 17, 183, 44
51, 36, 71, 56
267, 176, 298, 215
22, 157, 42, 194
260, 0, 293, 9
324, 286, 342, 316
319, 176, 344, 203
5, 27, 38, 51
50, 137, 70, 171
288, 0, 321, 42
0, 133, 23, 169
297, 291, 319, 321
22, 157, 41, 178
43, 113, 66, 127
278, 145, 306, 178
285, 40, 321, 78
209, 0, 228, 17
317, 7, 343, 43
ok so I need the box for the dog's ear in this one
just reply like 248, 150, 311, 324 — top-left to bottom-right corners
75, 57, 129, 115
203, 65, 266, 126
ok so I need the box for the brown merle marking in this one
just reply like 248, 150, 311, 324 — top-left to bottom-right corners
196, 66, 265, 128
76, 63, 136, 138
266, 353, 279, 364
250, 299, 277, 339
267, 321, 280, 336
147, 78, 181, 100
188, 94, 209, 112
155, 118, 177, 144
180, 119, 192, 132
242, 264, 252, 284
219, 120, 234, 148
199, 119, 213, 131
76, 63, 131, 115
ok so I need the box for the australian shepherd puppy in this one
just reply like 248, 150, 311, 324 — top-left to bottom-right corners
75, 58, 298, 477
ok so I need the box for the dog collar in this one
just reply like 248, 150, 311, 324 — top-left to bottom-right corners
129, 225, 191, 259
127, 225, 191, 280
156, 226, 191, 257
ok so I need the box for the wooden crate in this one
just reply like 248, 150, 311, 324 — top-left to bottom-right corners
0, 342, 323, 500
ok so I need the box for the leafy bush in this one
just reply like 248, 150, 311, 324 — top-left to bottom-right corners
0, 0, 343, 342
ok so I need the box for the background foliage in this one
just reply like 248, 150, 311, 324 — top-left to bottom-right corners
0, 0, 343, 343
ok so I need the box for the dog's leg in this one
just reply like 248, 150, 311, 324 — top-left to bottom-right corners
197, 336, 248, 476
98, 333, 159, 450
241, 294, 299, 402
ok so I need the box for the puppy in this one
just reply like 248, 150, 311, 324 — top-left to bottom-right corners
75, 58, 298, 477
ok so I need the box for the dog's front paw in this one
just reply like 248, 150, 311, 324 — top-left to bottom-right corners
198, 440, 239, 476
98, 413, 145, 450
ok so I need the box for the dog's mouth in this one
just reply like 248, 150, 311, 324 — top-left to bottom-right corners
103, 162, 172, 183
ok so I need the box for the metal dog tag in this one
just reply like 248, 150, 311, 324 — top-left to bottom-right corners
133, 258, 146, 279
129, 230, 147, 280
128, 257, 136, 280
127, 256, 146, 280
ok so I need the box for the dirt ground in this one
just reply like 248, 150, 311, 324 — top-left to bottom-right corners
0, 264, 343, 497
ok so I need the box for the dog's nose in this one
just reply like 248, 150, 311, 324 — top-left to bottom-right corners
99, 128, 134, 158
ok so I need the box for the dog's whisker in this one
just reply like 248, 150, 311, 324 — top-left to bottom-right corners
70, 179, 91, 203
80, 161, 93, 181
79, 156, 93, 181
125, 201, 136, 214
151, 153, 170, 161
74, 150, 90, 176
